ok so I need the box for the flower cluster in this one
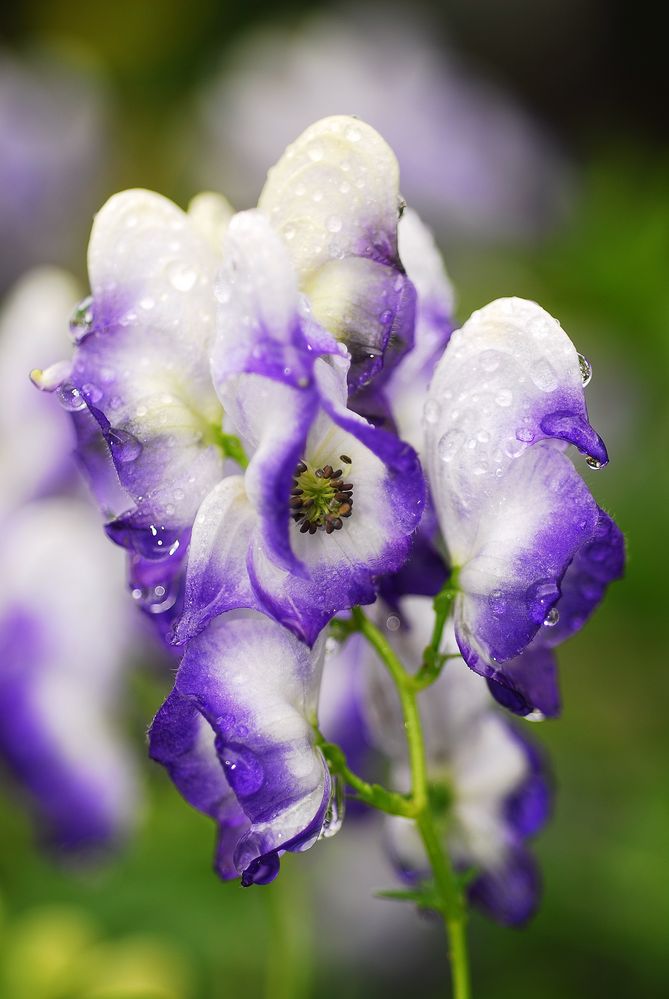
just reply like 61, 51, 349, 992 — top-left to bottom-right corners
33, 116, 622, 914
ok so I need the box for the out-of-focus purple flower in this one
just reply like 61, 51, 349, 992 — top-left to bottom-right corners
149, 611, 334, 885
0, 268, 80, 520
0, 50, 112, 293
174, 210, 424, 647
364, 597, 551, 925
189, 9, 570, 243
424, 298, 624, 715
0, 498, 139, 853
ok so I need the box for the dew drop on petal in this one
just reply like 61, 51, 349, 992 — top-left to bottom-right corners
578, 352, 592, 386
530, 359, 558, 393
57, 383, 87, 411
543, 607, 560, 627
515, 426, 535, 443
68, 295, 95, 344
495, 389, 513, 408
167, 260, 197, 291
585, 456, 603, 470
479, 349, 500, 373
525, 710, 546, 723
326, 215, 342, 233
438, 429, 465, 463
386, 615, 401, 632
107, 427, 143, 463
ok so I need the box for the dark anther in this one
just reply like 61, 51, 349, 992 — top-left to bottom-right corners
340, 455, 352, 464
315, 469, 324, 478
322, 465, 333, 478
291, 457, 355, 537
296, 461, 307, 474
331, 469, 343, 479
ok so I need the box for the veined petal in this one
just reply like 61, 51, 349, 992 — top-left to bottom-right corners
173, 475, 260, 644
426, 297, 606, 563
453, 442, 599, 681
37, 189, 227, 555
161, 613, 331, 884
259, 115, 415, 389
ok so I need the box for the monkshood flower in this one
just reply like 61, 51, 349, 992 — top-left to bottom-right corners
30, 189, 235, 614
359, 598, 550, 925
0, 498, 139, 853
0, 268, 80, 521
174, 210, 424, 647
149, 611, 335, 885
189, 8, 570, 244
424, 297, 624, 716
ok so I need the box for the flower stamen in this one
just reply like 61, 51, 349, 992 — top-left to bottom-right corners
290, 455, 354, 534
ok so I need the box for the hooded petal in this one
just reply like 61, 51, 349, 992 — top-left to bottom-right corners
156, 612, 331, 884
0, 499, 139, 852
425, 297, 607, 565
258, 115, 415, 390
33, 189, 227, 557
468, 846, 542, 926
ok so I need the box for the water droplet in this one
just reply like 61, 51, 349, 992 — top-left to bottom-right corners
326, 215, 342, 233
476, 429, 490, 443
578, 353, 592, 386
386, 615, 401, 632
69, 295, 95, 344
107, 427, 143, 462
423, 399, 441, 424
504, 437, 526, 458
167, 260, 197, 291
131, 581, 178, 615
438, 429, 465, 463
308, 144, 324, 161
223, 749, 264, 796
515, 426, 534, 443
585, 456, 603, 470
139, 296, 155, 311
57, 383, 86, 411
82, 383, 102, 404
526, 579, 560, 624
495, 389, 513, 408
345, 125, 361, 142
320, 775, 345, 839
480, 349, 500, 373
489, 589, 507, 617
543, 607, 560, 627
525, 710, 546, 723
531, 359, 558, 392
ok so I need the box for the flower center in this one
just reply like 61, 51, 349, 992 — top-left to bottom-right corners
290, 454, 354, 535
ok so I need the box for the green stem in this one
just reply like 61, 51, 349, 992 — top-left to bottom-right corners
350, 606, 471, 999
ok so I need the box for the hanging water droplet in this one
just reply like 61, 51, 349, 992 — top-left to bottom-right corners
524, 710, 546, 723
386, 614, 401, 632
107, 427, 143, 463
320, 775, 345, 839
68, 295, 95, 344
585, 456, 603, 470
56, 383, 86, 411
543, 607, 560, 627
577, 352, 592, 386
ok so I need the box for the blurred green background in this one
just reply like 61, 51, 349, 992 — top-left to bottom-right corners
0, 1, 667, 996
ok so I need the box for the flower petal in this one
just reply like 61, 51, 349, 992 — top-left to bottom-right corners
258, 115, 415, 389
468, 846, 541, 926
171, 612, 331, 884
452, 442, 599, 683
426, 296, 606, 564
172, 476, 260, 644
48, 189, 226, 554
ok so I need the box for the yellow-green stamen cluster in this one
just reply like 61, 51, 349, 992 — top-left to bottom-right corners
290, 455, 354, 535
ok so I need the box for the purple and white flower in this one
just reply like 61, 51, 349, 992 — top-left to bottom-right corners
364, 597, 551, 925
149, 611, 331, 885
174, 210, 424, 647
0, 498, 139, 853
424, 297, 624, 715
